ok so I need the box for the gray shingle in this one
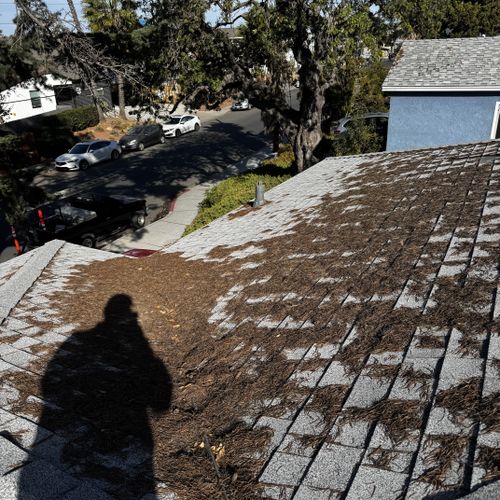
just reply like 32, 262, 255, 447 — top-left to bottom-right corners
346, 466, 407, 499
383, 37, 500, 91
303, 443, 363, 490
0, 436, 28, 475
259, 451, 310, 486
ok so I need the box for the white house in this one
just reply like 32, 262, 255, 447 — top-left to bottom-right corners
0, 74, 70, 123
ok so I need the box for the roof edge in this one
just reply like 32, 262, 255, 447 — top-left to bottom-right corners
0, 240, 65, 323
383, 85, 500, 93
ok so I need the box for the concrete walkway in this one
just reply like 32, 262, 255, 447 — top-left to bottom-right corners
104, 146, 272, 253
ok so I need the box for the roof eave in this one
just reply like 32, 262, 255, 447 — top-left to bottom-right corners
383, 85, 500, 93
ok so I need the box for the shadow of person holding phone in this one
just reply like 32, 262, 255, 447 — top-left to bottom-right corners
18, 294, 172, 499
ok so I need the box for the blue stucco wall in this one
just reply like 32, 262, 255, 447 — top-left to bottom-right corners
386, 94, 500, 151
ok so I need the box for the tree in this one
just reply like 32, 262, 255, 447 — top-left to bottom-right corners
12, 0, 140, 121
83, 0, 140, 118
65, 0, 105, 120
374, 0, 500, 40
145, 0, 379, 172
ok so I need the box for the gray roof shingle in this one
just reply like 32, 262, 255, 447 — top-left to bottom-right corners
383, 36, 500, 92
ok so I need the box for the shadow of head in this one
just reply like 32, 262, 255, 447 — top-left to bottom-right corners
103, 293, 139, 325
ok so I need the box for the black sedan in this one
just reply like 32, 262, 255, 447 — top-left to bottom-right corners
119, 124, 165, 151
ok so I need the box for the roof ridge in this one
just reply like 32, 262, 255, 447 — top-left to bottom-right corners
0, 240, 65, 323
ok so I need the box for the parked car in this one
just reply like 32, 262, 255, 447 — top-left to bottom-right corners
332, 112, 389, 135
119, 124, 165, 151
26, 194, 147, 248
162, 114, 201, 137
54, 140, 121, 171
231, 98, 252, 111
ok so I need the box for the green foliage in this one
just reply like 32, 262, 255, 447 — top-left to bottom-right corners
83, 0, 139, 33
0, 134, 21, 157
329, 120, 387, 157
184, 148, 294, 235
350, 62, 390, 115
44, 106, 100, 131
0, 135, 47, 223
375, 0, 500, 40
0, 134, 29, 169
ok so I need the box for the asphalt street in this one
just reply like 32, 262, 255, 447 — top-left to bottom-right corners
1, 106, 269, 262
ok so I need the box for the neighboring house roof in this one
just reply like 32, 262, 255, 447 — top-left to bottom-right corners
1, 140, 500, 498
382, 36, 500, 93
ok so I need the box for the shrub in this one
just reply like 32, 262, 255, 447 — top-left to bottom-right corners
0, 134, 24, 168
184, 147, 295, 235
42, 105, 99, 131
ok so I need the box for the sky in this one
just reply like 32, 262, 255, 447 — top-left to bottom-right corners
0, 1, 221, 36
0, 1, 86, 34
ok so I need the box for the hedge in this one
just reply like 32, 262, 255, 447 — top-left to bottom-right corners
183, 147, 295, 235
42, 105, 99, 131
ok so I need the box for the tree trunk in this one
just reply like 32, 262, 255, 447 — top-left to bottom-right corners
89, 80, 105, 121
293, 75, 325, 172
117, 73, 126, 119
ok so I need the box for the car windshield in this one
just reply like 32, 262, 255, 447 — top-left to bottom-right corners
127, 127, 144, 135
69, 144, 90, 154
167, 117, 181, 124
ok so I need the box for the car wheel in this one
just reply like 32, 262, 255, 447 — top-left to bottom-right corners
175, 129, 181, 138
79, 160, 89, 170
138, 142, 145, 151
131, 211, 146, 229
194, 123, 200, 132
80, 234, 95, 248
160, 136, 166, 144
111, 149, 120, 160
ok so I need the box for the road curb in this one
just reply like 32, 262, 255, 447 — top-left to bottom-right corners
105, 145, 272, 253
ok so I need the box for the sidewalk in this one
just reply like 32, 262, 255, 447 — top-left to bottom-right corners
104, 146, 272, 253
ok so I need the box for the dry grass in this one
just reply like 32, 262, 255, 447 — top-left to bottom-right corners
75, 117, 136, 141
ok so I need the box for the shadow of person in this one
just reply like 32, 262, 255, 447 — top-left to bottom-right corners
18, 294, 172, 499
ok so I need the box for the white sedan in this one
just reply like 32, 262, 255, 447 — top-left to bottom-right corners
55, 140, 121, 171
231, 99, 252, 111
162, 114, 201, 137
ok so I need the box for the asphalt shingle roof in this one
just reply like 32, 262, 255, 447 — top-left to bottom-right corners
1, 140, 500, 499
382, 36, 500, 92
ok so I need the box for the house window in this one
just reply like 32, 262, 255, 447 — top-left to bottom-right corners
491, 102, 500, 140
29, 90, 42, 109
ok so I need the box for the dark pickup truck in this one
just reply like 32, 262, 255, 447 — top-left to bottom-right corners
26, 194, 147, 248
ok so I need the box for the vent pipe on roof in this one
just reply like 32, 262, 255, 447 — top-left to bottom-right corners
253, 180, 265, 207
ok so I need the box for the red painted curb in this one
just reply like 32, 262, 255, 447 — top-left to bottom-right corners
168, 188, 190, 213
